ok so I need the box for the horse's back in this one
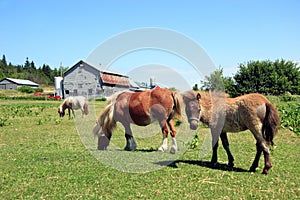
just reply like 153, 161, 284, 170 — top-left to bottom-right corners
71, 96, 87, 109
224, 93, 272, 132
114, 88, 175, 126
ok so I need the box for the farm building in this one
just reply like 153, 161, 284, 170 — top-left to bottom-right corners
0, 78, 39, 90
63, 60, 138, 98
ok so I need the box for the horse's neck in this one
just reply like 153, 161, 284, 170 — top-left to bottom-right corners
62, 100, 70, 111
200, 104, 211, 125
199, 96, 213, 125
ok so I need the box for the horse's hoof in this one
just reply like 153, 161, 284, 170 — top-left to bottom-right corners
124, 146, 136, 151
170, 147, 177, 154
158, 146, 167, 152
210, 162, 218, 168
228, 162, 234, 168
262, 165, 271, 175
97, 146, 107, 150
249, 167, 257, 173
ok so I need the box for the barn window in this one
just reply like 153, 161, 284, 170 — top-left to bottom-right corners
88, 89, 93, 95
73, 89, 77, 95
65, 90, 69, 94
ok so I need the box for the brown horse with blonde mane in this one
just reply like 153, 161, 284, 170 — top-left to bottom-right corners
199, 91, 280, 174
93, 88, 201, 154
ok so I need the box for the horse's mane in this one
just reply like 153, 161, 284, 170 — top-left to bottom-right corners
93, 91, 129, 137
58, 97, 70, 112
198, 91, 228, 125
171, 90, 182, 121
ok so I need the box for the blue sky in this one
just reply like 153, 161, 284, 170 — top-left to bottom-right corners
1, 0, 299, 87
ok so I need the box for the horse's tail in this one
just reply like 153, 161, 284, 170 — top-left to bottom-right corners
83, 99, 89, 115
172, 91, 182, 121
262, 103, 280, 146
93, 94, 119, 137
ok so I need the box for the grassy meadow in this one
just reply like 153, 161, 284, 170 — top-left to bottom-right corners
0, 94, 300, 199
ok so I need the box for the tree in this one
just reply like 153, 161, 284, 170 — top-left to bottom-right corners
2, 55, 7, 66
24, 57, 30, 71
233, 59, 300, 95
192, 83, 199, 91
201, 68, 225, 92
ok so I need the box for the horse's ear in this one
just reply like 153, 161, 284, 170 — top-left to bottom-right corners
196, 93, 201, 100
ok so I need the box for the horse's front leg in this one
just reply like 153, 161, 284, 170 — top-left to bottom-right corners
210, 127, 220, 167
68, 108, 71, 119
168, 119, 177, 154
220, 132, 234, 167
71, 109, 75, 118
158, 122, 169, 152
123, 123, 137, 151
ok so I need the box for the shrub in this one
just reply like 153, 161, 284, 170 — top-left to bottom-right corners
278, 103, 300, 135
17, 86, 44, 94
17, 86, 35, 93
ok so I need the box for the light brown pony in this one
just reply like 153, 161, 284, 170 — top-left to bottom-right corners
93, 88, 201, 153
199, 91, 280, 174
58, 96, 89, 119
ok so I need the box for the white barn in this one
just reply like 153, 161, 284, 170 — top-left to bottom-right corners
0, 78, 39, 90
63, 60, 138, 98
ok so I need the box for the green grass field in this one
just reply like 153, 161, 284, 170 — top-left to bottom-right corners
0, 98, 299, 199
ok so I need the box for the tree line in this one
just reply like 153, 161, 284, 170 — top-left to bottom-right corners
0, 55, 67, 85
200, 59, 300, 97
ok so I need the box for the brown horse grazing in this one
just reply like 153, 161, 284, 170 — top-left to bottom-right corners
58, 96, 89, 119
199, 91, 280, 174
93, 88, 201, 154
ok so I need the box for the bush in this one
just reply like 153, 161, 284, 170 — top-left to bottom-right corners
95, 97, 107, 102
278, 103, 300, 135
17, 86, 43, 94
17, 86, 35, 93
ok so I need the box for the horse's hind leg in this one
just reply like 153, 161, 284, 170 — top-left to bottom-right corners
220, 132, 234, 167
262, 142, 272, 174
250, 129, 272, 174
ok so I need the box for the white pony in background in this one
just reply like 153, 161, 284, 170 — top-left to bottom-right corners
58, 96, 88, 119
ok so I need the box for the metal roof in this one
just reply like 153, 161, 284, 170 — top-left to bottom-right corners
100, 72, 129, 87
1, 78, 39, 86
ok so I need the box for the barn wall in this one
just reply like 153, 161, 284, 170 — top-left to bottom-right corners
63, 61, 133, 98
63, 63, 103, 98
0, 83, 17, 90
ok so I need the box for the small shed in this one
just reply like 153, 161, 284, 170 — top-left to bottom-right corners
0, 78, 39, 90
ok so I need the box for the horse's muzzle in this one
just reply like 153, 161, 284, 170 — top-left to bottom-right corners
189, 117, 199, 130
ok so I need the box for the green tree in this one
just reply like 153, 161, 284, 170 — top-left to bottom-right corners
192, 83, 199, 91
2, 55, 7, 66
234, 59, 300, 95
201, 68, 225, 92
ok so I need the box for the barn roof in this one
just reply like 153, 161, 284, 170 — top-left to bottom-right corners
100, 71, 129, 87
0, 78, 39, 87
65, 60, 126, 77
64, 60, 141, 89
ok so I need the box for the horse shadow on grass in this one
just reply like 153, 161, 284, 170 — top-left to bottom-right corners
155, 160, 249, 173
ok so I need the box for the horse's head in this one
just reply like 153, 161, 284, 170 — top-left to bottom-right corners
183, 91, 201, 130
58, 107, 65, 118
